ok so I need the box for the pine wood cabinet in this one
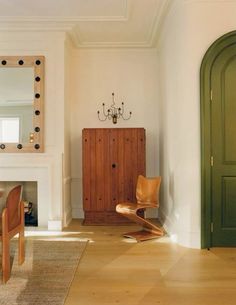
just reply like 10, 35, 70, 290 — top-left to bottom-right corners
82, 128, 146, 224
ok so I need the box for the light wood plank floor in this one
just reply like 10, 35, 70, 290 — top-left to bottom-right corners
63, 220, 236, 305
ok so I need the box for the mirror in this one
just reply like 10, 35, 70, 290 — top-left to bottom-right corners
0, 56, 44, 153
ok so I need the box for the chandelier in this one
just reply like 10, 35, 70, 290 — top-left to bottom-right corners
97, 92, 132, 124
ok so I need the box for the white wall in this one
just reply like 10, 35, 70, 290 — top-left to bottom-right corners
157, 0, 236, 248
70, 48, 160, 218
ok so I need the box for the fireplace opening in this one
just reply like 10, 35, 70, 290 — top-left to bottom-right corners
0, 181, 38, 227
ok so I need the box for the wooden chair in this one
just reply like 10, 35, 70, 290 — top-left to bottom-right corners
116, 175, 164, 241
0, 185, 25, 283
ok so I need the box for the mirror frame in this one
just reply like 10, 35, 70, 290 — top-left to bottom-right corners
0, 56, 44, 153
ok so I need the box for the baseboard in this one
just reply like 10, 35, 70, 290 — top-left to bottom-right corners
158, 209, 200, 248
48, 220, 63, 231
64, 208, 72, 227
72, 207, 84, 219
158, 208, 172, 235
64, 210, 72, 227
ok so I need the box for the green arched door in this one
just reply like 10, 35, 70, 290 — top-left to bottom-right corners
201, 31, 236, 247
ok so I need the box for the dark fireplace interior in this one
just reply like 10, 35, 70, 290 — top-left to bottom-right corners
22, 182, 38, 226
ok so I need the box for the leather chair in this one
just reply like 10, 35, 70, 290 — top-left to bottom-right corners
116, 175, 164, 241
0, 185, 25, 283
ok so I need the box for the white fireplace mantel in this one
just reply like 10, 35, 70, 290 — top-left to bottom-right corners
0, 153, 63, 229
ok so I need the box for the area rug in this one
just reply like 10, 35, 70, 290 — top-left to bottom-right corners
0, 238, 88, 305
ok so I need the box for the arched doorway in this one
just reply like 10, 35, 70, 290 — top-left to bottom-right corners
201, 31, 236, 248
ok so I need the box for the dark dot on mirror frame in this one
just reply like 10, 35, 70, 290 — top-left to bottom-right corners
35, 60, 41, 65
35, 76, 41, 82
0, 144, 5, 149
35, 127, 40, 132
35, 93, 40, 99
35, 110, 40, 115
34, 144, 40, 149
18, 60, 24, 65
17, 144, 23, 149
1, 60, 7, 65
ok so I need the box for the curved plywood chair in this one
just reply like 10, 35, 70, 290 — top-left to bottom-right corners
116, 175, 164, 241
0, 185, 25, 283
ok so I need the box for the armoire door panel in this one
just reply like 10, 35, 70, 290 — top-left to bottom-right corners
117, 129, 125, 203
94, 129, 110, 211
82, 129, 92, 211
137, 129, 146, 175
82, 128, 146, 224
89, 130, 97, 210
109, 129, 119, 210
123, 129, 135, 202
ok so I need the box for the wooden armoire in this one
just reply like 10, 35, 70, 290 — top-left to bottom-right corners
82, 128, 146, 224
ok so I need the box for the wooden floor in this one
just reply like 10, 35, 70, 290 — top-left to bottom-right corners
63, 219, 236, 305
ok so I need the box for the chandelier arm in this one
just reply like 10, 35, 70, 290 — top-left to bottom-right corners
111, 92, 116, 108
120, 102, 124, 117
121, 111, 132, 120
102, 104, 109, 117
118, 106, 123, 116
97, 112, 108, 121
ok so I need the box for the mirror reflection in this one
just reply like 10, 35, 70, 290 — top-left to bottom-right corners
0, 67, 34, 143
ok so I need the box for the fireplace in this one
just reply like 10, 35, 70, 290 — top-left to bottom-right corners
0, 163, 50, 228
0, 154, 67, 231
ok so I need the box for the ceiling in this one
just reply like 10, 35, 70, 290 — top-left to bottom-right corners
0, 0, 171, 48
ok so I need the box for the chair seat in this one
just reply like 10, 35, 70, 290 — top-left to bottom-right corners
116, 202, 137, 214
116, 202, 157, 214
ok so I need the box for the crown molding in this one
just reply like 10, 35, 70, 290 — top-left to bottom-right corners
69, 0, 174, 49
0, 0, 175, 49
70, 39, 155, 49
147, 0, 175, 47
0, 18, 75, 32
69, 24, 154, 49
0, 0, 129, 24
0, 0, 129, 33
0, 12, 128, 32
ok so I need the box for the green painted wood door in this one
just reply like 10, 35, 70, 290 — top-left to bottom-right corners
211, 44, 236, 246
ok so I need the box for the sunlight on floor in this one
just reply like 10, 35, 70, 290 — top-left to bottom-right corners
24, 226, 173, 244
24, 229, 91, 242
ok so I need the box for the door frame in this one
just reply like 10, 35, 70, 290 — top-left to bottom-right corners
200, 30, 236, 248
